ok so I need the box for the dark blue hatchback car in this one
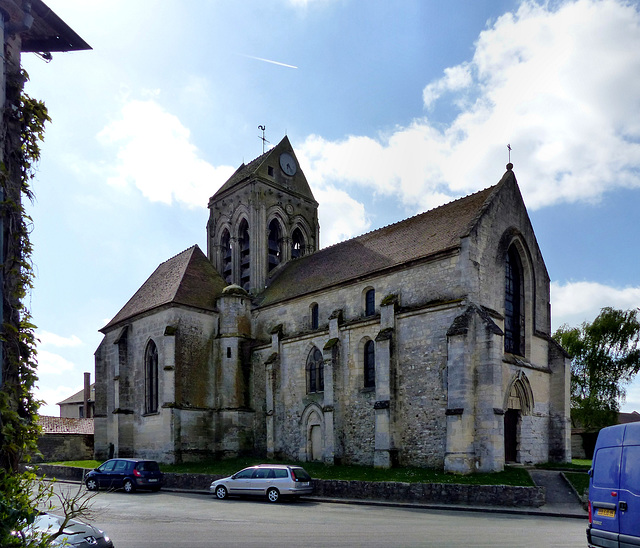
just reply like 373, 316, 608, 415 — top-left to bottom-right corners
85, 458, 163, 493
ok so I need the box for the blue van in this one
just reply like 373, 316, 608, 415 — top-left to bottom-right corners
588, 421, 640, 548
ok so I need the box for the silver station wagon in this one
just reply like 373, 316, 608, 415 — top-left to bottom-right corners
210, 464, 313, 502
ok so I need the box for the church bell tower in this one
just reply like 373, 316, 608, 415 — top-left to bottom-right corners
206, 136, 319, 294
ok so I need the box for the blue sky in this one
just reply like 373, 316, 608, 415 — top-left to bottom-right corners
21, 0, 640, 416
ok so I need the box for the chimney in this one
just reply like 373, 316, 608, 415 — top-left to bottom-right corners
84, 372, 91, 419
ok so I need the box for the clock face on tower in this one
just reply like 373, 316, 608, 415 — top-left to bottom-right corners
279, 152, 297, 176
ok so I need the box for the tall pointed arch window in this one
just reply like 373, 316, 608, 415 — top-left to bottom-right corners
291, 228, 305, 259
505, 245, 525, 355
306, 347, 324, 393
221, 229, 232, 284
268, 219, 282, 272
364, 340, 375, 388
239, 219, 250, 291
145, 340, 159, 414
365, 288, 375, 317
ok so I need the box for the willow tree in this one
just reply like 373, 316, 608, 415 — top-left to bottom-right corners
554, 307, 640, 431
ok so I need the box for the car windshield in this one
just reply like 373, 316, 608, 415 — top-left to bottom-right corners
136, 461, 160, 472
291, 468, 311, 481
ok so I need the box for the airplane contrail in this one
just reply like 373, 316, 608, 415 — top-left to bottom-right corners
239, 53, 298, 69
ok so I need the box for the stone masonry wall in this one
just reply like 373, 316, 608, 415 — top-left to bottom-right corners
251, 253, 468, 467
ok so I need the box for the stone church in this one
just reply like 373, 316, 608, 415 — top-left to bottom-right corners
94, 136, 571, 474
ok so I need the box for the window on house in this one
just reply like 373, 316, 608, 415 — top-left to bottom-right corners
268, 166, 274, 177
268, 219, 282, 272
221, 229, 232, 284
239, 219, 250, 291
310, 303, 319, 330
227, 347, 232, 359
291, 228, 305, 259
306, 347, 324, 393
145, 340, 159, 414
364, 340, 375, 388
365, 288, 375, 316
505, 245, 525, 356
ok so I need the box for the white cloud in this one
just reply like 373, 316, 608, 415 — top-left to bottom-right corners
97, 98, 236, 208
551, 280, 640, 330
315, 185, 369, 247
298, 0, 640, 216
35, 383, 81, 416
36, 350, 76, 375
423, 63, 473, 109
38, 331, 82, 348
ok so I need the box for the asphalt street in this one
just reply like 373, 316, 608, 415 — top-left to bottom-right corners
49, 483, 590, 548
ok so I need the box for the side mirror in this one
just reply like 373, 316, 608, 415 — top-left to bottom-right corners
588, 468, 593, 477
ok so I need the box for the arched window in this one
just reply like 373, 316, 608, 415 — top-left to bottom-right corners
310, 303, 319, 330
239, 219, 250, 291
268, 219, 282, 272
364, 340, 375, 388
505, 245, 525, 355
306, 347, 324, 393
291, 228, 305, 259
220, 229, 232, 284
365, 288, 375, 317
145, 340, 159, 414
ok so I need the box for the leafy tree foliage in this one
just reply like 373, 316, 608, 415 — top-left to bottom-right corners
0, 74, 50, 546
554, 307, 640, 431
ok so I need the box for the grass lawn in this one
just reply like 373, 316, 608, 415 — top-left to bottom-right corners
535, 459, 591, 471
49, 458, 533, 486
565, 471, 590, 499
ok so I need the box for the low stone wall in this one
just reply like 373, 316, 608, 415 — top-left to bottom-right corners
33, 434, 94, 464
28, 465, 544, 508
313, 479, 544, 507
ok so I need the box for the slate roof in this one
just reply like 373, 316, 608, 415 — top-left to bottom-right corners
211, 136, 316, 203
57, 384, 95, 406
101, 245, 226, 331
37, 416, 94, 435
257, 172, 511, 307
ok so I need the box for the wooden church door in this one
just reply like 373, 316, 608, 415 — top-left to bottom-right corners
504, 409, 519, 463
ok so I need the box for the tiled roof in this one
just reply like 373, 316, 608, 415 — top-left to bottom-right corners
102, 245, 226, 331
37, 416, 94, 435
619, 411, 640, 424
257, 173, 510, 307
57, 384, 95, 406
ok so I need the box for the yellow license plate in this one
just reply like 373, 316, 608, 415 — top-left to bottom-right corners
597, 508, 616, 518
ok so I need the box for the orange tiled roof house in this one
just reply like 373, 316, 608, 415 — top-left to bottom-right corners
94, 137, 571, 473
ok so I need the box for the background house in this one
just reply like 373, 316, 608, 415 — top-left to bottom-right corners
57, 372, 95, 419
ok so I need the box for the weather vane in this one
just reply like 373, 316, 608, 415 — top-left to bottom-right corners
507, 143, 512, 163
258, 125, 270, 154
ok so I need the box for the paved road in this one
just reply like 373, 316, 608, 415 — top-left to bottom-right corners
54, 485, 589, 548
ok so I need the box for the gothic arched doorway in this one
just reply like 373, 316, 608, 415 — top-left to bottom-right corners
504, 408, 519, 463
504, 371, 534, 464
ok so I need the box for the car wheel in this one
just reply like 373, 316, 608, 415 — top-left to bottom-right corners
267, 488, 280, 503
85, 478, 98, 491
215, 486, 228, 500
123, 479, 135, 493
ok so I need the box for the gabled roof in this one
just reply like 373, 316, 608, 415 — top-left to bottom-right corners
37, 416, 94, 435
210, 136, 316, 204
101, 245, 226, 332
57, 384, 95, 406
257, 173, 512, 307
